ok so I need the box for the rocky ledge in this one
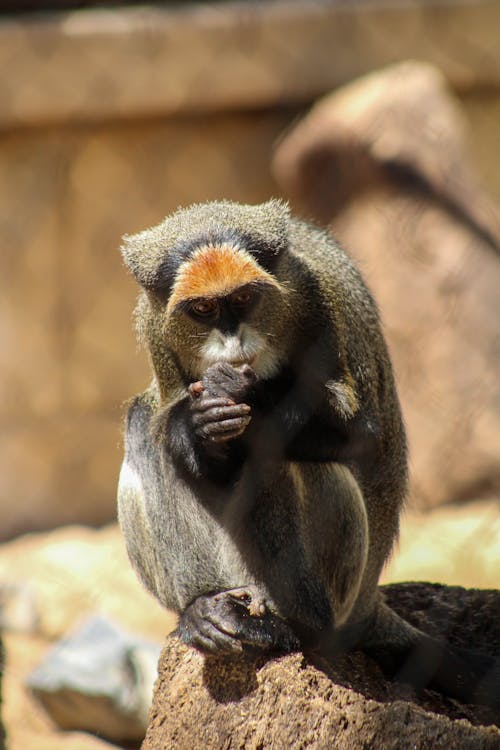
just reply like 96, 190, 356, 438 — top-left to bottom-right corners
143, 582, 500, 750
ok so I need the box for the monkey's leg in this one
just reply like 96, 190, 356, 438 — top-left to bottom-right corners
361, 599, 500, 708
295, 464, 369, 639
177, 586, 300, 656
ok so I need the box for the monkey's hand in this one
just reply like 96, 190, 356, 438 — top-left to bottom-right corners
188, 362, 256, 444
176, 585, 300, 656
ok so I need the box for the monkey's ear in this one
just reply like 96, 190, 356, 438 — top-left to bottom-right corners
120, 227, 171, 291
242, 199, 291, 263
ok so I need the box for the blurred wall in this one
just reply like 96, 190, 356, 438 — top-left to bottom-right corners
1, 1, 500, 538
0, 110, 295, 537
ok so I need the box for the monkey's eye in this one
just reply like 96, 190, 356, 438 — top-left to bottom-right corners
230, 288, 254, 309
189, 298, 219, 319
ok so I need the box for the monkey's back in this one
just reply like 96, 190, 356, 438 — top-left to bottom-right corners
285, 219, 408, 592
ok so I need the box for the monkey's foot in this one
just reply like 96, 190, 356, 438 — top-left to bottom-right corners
220, 585, 266, 617
176, 589, 300, 657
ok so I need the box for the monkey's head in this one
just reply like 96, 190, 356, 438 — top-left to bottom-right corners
121, 200, 294, 392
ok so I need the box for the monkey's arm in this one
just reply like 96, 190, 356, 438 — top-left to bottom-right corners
282, 408, 378, 465
154, 362, 255, 480
250, 371, 379, 466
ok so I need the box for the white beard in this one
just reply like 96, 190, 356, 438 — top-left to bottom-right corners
195, 324, 281, 380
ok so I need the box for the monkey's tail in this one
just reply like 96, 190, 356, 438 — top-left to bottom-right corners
360, 600, 500, 709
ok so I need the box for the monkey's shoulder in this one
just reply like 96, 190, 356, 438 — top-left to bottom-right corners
124, 390, 161, 462
288, 219, 376, 312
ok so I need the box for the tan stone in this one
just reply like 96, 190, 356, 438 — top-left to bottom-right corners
0, 417, 124, 539
0, 524, 173, 750
0, 131, 67, 421
1, 3, 500, 129
143, 584, 500, 750
0, 109, 291, 538
273, 61, 500, 509
0, 508, 497, 750
465, 93, 500, 209
382, 499, 500, 590
0, 524, 171, 640
0, 635, 4, 750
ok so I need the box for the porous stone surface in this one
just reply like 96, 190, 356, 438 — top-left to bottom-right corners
273, 61, 500, 510
143, 583, 500, 750
0, 511, 498, 749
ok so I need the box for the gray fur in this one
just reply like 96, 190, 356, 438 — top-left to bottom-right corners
117, 200, 499, 706
121, 199, 290, 289
119, 202, 400, 628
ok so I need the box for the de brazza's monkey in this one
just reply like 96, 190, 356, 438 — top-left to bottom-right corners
118, 199, 499, 707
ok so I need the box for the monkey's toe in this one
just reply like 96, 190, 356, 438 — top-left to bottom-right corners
177, 591, 301, 657
176, 595, 244, 655
220, 585, 267, 617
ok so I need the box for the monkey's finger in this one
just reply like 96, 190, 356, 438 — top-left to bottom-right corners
188, 381, 204, 399
178, 620, 243, 655
209, 425, 250, 442
199, 634, 244, 656
209, 428, 248, 443
200, 416, 251, 440
199, 416, 251, 435
194, 624, 244, 654
193, 404, 251, 426
192, 397, 236, 412
224, 587, 267, 617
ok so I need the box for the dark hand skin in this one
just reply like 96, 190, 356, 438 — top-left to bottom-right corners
188, 362, 256, 446
177, 585, 300, 656
156, 361, 258, 476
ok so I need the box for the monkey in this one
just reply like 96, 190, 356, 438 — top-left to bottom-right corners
117, 199, 499, 708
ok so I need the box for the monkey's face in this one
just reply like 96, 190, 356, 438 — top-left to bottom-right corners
162, 243, 289, 380
121, 200, 294, 388
169, 288, 283, 380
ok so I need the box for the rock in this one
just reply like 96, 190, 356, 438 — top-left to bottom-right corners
2, 518, 497, 749
0, 524, 172, 640
0, 524, 173, 750
272, 61, 500, 510
27, 615, 161, 744
382, 499, 500, 589
0, 582, 40, 634
143, 583, 500, 750
0, 635, 5, 750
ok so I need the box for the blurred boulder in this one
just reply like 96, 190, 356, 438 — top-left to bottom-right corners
382, 499, 500, 589
0, 524, 172, 641
143, 583, 499, 750
0, 636, 5, 750
273, 61, 500, 510
27, 615, 161, 745
0, 524, 173, 750
0, 582, 40, 635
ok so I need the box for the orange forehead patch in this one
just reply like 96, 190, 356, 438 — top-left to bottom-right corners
166, 244, 282, 314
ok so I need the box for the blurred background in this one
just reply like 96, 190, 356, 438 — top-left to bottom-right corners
0, 1, 499, 748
